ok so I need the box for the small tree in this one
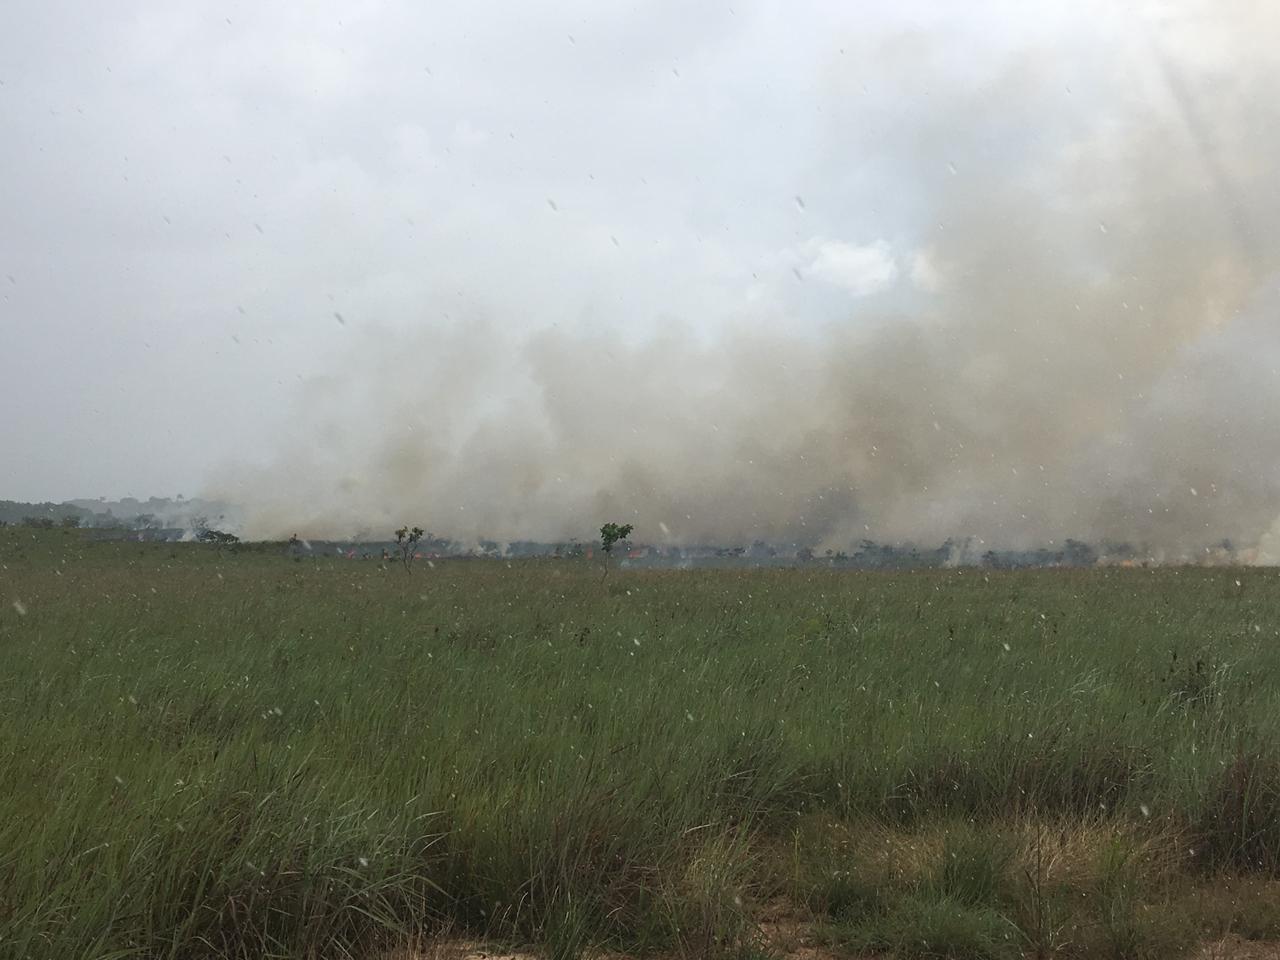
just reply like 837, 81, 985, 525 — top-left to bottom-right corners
599, 522, 634, 576
394, 526, 424, 572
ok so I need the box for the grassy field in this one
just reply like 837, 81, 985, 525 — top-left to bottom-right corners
4, 527, 1280, 959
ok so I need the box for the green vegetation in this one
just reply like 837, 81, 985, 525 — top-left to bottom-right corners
599, 522, 634, 576
3, 526, 1280, 958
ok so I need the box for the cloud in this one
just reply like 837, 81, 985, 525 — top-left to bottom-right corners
909, 249, 942, 292
804, 239, 899, 296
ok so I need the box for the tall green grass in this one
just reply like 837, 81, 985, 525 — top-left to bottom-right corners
3, 528, 1280, 957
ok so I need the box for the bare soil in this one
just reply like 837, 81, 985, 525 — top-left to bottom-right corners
399, 922, 1280, 960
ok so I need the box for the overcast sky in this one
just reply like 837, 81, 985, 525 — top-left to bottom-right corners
1, 2, 1269, 522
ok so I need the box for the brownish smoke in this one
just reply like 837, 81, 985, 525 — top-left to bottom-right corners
222, 5, 1280, 559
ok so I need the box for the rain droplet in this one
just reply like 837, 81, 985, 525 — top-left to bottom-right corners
11, 600, 26, 616
333, 312, 345, 325
1098, 221, 1109, 234
794, 195, 806, 210
546, 198, 558, 211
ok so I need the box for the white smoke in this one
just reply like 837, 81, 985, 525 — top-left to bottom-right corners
216, 3, 1280, 560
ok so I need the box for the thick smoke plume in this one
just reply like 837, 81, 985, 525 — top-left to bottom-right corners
227, 6, 1280, 560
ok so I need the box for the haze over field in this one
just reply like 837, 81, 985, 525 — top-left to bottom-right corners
4, 2, 1280, 556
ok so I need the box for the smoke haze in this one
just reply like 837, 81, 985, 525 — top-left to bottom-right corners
211, 4, 1280, 557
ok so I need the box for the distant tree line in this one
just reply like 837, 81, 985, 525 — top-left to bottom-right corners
0, 499, 232, 537
0, 501, 95, 527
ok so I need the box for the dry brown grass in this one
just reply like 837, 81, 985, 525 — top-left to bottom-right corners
1008, 815, 1189, 890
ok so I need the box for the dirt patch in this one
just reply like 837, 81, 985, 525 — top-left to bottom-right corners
391, 941, 539, 960
756, 922, 867, 960
1196, 936, 1280, 960
395, 913, 1280, 960
753, 899, 853, 960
